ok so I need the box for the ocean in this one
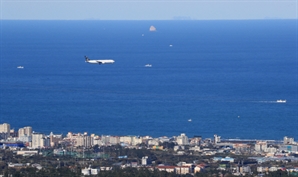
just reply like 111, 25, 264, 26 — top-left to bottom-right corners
0, 20, 297, 140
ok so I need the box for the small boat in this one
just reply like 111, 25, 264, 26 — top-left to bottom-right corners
149, 26, 156, 32
276, 100, 286, 103
145, 64, 152, 67
17, 66, 24, 69
188, 119, 192, 122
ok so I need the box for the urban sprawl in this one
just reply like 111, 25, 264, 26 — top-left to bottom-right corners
0, 123, 298, 177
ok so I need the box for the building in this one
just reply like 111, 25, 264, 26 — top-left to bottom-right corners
31, 133, 49, 149
266, 146, 277, 153
214, 134, 221, 144
176, 133, 189, 145
17, 150, 38, 156
257, 166, 268, 173
18, 126, 32, 137
49, 132, 63, 147
175, 166, 191, 175
18, 135, 32, 143
279, 145, 298, 153
255, 141, 267, 152
92, 136, 104, 146
120, 136, 142, 146
284, 136, 295, 145
0, 123, 10, 139
148, 139, 159, 146
189, 136, 202, 145
0, 123, 10, 133
18, 126, 33, 143
141, 156, 151, 166
101, 135, 120, 145
156, 166, 176, 173
189, 145, 200, 152
221, 156, 234, 163
234, 143, 251, 154
66, 132, 91, 148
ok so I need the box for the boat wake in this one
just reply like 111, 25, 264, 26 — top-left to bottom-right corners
257, 100, 286, 104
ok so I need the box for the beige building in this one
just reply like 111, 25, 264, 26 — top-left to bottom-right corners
255, 141, 267, 152
17, 150, 38, 156
49, 132, 63, 147
66, 132, 91, 147
18, 126, 32, 137
0, 123, 10, 133
156, 166, 175, 173
31, 133, 46, 149
175, 166, 191, 175
120, 136, 142, 146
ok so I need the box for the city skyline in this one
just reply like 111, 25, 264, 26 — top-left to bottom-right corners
1, 0, 297, 20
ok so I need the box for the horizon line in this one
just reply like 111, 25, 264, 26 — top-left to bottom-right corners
1, 18, 298, 21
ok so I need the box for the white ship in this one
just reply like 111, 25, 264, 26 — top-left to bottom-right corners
145, 64, 152, 67
276, 100, 286, 103
17, 66, 24, 69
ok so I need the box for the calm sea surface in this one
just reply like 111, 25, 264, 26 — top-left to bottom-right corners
0, 20, 297, 140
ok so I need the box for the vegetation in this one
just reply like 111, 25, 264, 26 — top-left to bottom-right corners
0, 147, 297, 177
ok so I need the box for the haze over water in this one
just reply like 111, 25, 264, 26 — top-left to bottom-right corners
0, 20, 297, 140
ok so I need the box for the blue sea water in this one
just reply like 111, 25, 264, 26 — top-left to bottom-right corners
0, 20, 297, 140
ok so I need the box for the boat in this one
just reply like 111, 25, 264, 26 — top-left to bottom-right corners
149, 26, 156, 32
276, 100, 286, 103
17, 66, 24, 69
188, 119, 192, 122
145, 64, 152, 67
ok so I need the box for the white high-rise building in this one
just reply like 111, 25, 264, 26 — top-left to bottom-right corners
0, 123, 10, 133
176, 133, 189, 145
31, 133, 45, 149
214, 134, 221, 144
284, 136, 295, 145
84, 135, 92, 148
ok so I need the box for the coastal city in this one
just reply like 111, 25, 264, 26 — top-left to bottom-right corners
0, 122, 297, 176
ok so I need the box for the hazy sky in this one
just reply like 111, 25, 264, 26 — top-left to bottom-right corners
1, 0, 297, 20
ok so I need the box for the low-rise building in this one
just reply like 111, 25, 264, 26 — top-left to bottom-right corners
156, 166, 175, 173
81, 166, 100, 176
142, 156, 151, 166
175, 166, 191, 175
279, 145, 298, 153
17, 150, 38, 156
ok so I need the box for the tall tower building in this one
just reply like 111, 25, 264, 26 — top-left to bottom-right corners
214, 134, 221, 144
31, 133, 45, 149
18, 126, 32, 137
176, 133, 189, 145
0, 123, 10, 133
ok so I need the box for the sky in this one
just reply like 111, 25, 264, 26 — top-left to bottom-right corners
0, 0, 297, 20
